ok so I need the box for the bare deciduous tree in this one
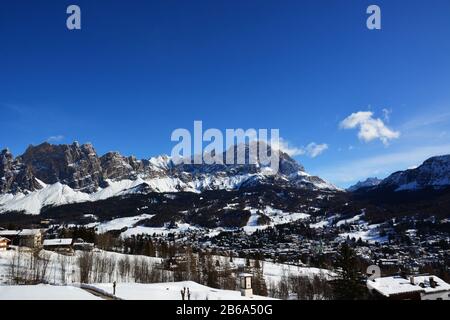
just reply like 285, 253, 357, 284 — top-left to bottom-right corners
78, 251, 94, 283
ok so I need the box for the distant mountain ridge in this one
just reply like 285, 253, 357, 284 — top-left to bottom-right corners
348, 155, 450, 222
380, 155, 450, 191
347, 178, 382, 192
349, 155, 450, 193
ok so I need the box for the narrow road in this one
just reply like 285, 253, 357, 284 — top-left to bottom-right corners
79, 286, 121, 300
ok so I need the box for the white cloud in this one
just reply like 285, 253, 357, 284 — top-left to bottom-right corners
47, 135, 65, 143
304, 143, 328, 158
274, 138, 304, 157
340, 111, 400, 145
273, 138, 328, 158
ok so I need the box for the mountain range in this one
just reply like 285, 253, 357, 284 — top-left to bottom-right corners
0, 141, 336, 215
1, 141, 450, 229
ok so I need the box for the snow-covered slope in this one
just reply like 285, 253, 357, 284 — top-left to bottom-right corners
0, 285, 102, 300
243, 206, 310, 234
0, 248, 332, 300
0, 183, 90, 215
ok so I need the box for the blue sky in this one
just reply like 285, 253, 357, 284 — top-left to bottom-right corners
1, 0, 450, 188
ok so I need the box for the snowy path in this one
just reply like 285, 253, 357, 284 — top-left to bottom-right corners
79, 285, 119, 300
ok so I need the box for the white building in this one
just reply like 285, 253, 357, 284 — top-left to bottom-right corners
367, 275, 450, 300
0, 237, 11, 251
0, 229, 42, 248
43, 238, 74, 253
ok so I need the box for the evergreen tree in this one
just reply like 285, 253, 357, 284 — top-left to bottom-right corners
245, 257, 251, 269
252, 261, 268, 296
331, 243, 367, 300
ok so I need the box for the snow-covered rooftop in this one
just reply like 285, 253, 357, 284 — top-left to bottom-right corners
239, 273, 253, 277
0, 229, 41, 237
19, 229, 41, 236
0, 230, 20, 236
367, 275, 450, 297
43, 238, 73, 246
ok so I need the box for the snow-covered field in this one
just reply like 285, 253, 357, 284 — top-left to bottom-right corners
91, 214, 154, 233
0, 249, 289, 300
90, 281, 275, 300
339, 223, 388, 244
0, 281, 276, 300
309, 214, 340, 229
85, 214, 201, 237
308, 212, 388, 244
0, 284, 102, 300
77, 204, 311, 237
0, 246, 334, 301
336, 213, 364, 227
339, 229, 387, 244
243, 206, 310, 234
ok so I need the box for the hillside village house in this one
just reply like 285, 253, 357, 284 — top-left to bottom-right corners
367, 275, 450, 300
0, 237, 11, 251
43, 238, 74, 253
73, 238, 95, 251
0, 229, 42, 248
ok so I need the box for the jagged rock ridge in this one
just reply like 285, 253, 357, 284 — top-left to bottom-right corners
0, 141, 337, 214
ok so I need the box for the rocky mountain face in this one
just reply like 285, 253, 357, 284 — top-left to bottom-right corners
0, 142, 337, 215
19, 142, 104, 192
0, 142, 168, 195
0, 149, 39, 194
0, 142, 335, 194
347, 156, 450, 194
380, 155, 450, 191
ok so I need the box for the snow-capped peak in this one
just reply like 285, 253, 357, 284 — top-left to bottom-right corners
347, 177, 382, 192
